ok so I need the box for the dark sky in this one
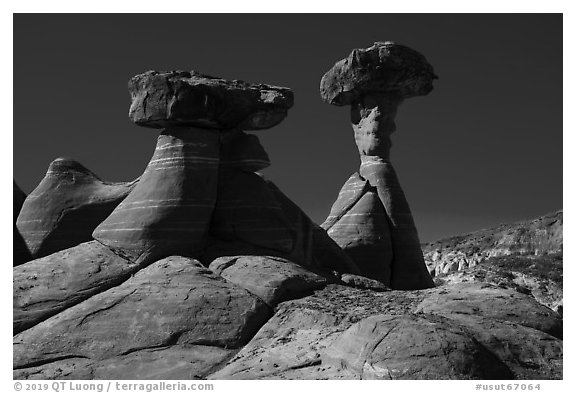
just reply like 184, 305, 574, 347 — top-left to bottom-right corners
13, 14, 562, 242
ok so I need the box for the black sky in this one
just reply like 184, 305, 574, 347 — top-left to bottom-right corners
13, 14, 562, 242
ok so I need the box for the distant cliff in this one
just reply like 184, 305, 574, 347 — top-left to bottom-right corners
423, 211, 563, 313
424, 211, 562, 275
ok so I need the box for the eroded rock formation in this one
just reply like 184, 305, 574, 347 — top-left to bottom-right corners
321, 42, 436, 289
128, 70, 293, 130
16, 159, 138, 259
14, 70, 364, 378
424, 211, 563, 275
14, 241, 141, 334
93, 70, 358, 273
207, 282, 562, 380
13, 65, 562, 381
424, 211, 563, 313
14, 256, 271, 370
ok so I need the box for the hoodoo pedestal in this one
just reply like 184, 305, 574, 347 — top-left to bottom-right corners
93, 71, 294, 264
93, 70, 359, 274
93, 127, 220, 262
320, 41, 436, 289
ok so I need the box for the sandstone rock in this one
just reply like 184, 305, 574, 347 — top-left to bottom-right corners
14, 358, 94, 380
219, 129, 270, 172
266, 180, 362, 275
208, 285, 429, 380
93, 128, 219, 263
200, 238, 285, 265
14, 181, 32, 266
325, 188, 393, 285
340, 274, 390, 291
14, 241, 137, 334
88, 345, 233, 380
320, 42, 435, 290
128, 70, 293, 130
205, 176, 361, 278
322, 162, 433, 290
16, 158, 138, 259
414, 282, 563, 379
14, 256, 271, 369
209, 255, 327, 307
14, 345, 234, 380
423, 211, 563, 276
322, 172, 370, 230
310, 224, 363, 276
359, 158, 434, 289
435, 314, 563, 380
210, 171, 294, 254
351, 94, 402, 159
320, 41, 437, 106
415, 282, 562, 339
322, 313, 513, 379
208, 283, 562, 380
435, 263, 563, 314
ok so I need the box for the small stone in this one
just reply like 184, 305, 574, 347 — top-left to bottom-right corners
340, 274, 390, 292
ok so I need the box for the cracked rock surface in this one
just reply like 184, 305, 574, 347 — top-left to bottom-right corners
208, 282, 561, 380
14, 256, 271, 372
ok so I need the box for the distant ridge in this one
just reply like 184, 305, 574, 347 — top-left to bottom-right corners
423, 211, 562, 314
423, 210, 562, 276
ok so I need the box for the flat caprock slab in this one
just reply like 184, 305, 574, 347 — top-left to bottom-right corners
129, 70, 294, 130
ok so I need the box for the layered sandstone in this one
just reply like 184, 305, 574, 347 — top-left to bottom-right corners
14, 256, 271, 369
208, 283, 562, 380
320, 42, 436, 289
95, 70, 359, 275
14, 241, 138, 334
16, 159, 138, 259
13, 66, 563, 381
93, 128, 220, 263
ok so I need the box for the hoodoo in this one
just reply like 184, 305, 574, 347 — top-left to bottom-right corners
12, 61, 563, 381
93, 71, 294, 263
16, 160, 138, 259
93, 70, 358, 274
320, 41, 436, 289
